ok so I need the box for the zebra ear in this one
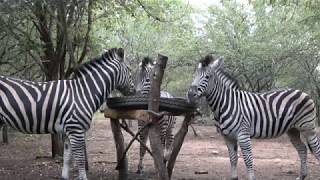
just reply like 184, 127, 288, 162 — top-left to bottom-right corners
117, 48, 125, 62
209, 57, 224, 70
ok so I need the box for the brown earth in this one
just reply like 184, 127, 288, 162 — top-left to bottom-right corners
0, 114, 320, 180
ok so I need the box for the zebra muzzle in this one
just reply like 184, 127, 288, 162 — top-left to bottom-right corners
187, 86, 199, 104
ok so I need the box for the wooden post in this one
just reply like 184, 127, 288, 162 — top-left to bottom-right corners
167, 113, 193, 178
110, 118, 128, 180
148, 54, 169, 180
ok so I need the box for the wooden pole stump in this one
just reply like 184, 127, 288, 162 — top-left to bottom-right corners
104, 53, 196, 179
148, 54, 169, 180
110, 118, 128, 180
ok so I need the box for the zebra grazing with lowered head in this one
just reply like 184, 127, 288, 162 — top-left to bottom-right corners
135, 57, 176, 174
187, 55, 320, 180
0, 48, 135, 180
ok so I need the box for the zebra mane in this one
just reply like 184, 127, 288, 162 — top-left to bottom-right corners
216, 69, 241, 90
73, 48, 122, 78
199, 54, 217, 67
198, 54, 240, 90
141, 57, 153, 68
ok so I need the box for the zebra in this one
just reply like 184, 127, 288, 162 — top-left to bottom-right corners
135, 57, 176, 174
187, 55, 320, 180
0, 48, 135, 180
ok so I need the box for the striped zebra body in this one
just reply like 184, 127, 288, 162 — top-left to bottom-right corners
188, 55, 320, 180
0, 48, 135, 180
0, 77, 73, 134
135, 57, 176, 174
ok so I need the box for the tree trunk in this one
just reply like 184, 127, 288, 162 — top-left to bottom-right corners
51, 134, 64, 158
2, 124, 8, 144
46, 59, 64, 158
32, 0, 92, 162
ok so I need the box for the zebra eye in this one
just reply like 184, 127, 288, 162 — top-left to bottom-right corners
145, 79, 150, 82
205, 75, 210, 79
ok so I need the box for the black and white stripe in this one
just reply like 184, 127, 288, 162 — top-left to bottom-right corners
0, 48, 135, 180
135, 57, 176, 174
187, 55, 320, 180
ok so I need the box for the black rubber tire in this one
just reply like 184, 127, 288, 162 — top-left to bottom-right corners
106, 95, 196, 113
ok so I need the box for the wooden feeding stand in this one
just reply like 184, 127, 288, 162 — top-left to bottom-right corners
105, 54, 197, 180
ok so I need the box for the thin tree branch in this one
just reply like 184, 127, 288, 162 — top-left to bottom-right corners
78, 0, 93, 64
136, 0, 161, 21
57, 0, 77, 70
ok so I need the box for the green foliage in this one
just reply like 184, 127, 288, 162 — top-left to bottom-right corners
200, 1, 319, 93
1, 0, 320, 120
91, 0, 198, 96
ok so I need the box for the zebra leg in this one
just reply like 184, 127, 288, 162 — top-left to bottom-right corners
0, 118, 8, 144
137, 121, 149, 174
164, 116, 176, 162
164, 126, 174, 162
224, 136, 238, 180
287, 128, 308, 180
0, 119, 4, 140
159, 120, 168, 164
300, 127, 320, 160
0, 119, 4, 129
61, 137, 72, 180
68, 132, 87, 180
238, 132, 256, 180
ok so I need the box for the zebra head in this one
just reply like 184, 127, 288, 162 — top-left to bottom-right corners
109, 48, 136, 96
187, 55, 224, 103
135, 57, 154, 95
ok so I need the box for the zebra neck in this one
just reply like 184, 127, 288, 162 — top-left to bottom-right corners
139, 81, 151, 95
141, 87, 151, 95
73, 61, 120, 115
206, 81, 240, 124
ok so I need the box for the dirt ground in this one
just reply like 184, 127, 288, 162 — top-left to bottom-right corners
1, 114, 320, 180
